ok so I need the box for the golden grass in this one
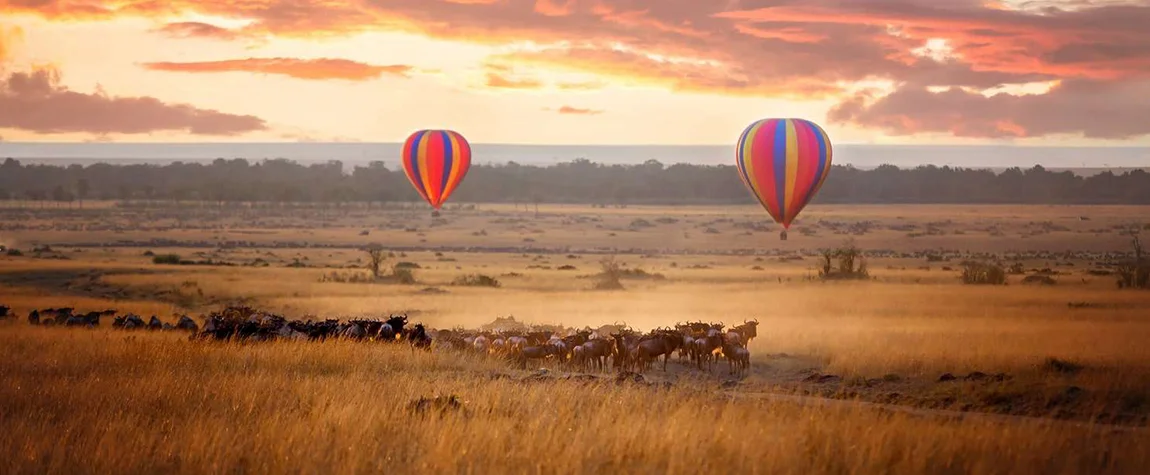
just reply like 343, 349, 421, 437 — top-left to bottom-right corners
4, 203, 1150, 472
1, 327, 1147, 475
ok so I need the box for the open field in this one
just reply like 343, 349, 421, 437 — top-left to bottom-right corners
3, 202, 1150, 474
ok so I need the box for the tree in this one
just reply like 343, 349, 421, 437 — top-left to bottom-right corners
76, 179, 89, 209
51, 185, 68, 208
364, 244, 387, 278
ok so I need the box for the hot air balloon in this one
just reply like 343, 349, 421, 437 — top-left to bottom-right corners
402, 129, 472, 215
735, 118, 833, 240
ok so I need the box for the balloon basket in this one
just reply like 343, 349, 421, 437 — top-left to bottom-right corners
780, 230, 788, 241
431, 210, 441, 218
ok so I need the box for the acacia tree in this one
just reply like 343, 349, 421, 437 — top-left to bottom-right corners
364, 243, 387, 278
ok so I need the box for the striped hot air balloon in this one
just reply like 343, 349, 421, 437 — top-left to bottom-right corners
735, 118, 833, 240
402, 129, 472, 211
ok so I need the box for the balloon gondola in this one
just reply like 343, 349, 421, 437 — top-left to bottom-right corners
401, 129, 472, 216
735, 118, 833, 240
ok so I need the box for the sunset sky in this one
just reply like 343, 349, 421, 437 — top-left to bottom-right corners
1, 0, 1148, 145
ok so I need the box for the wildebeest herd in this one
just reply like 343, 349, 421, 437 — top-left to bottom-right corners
13, 306, 200, 331
2, 304, 758, 375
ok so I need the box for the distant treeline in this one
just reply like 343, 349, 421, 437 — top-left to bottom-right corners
2, 157, 1150, 206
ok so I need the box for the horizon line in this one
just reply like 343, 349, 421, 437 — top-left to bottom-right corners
3, 141, 1150, 149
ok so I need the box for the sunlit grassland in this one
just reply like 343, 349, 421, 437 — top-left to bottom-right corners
1, 327, 1147, 475
4, 202, 1150, 473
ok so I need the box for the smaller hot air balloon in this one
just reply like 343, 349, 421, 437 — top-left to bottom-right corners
735, 118, 833, 240
402, 129, 472, 215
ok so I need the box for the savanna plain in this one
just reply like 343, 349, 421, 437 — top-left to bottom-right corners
2, 201, 1150, 474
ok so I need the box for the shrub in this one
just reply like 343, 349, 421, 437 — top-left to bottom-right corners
319, 271, 375, 283
619, 268, 666, 280
1116, 235, 1149, 290
962, 261, 1007, 285
593, 256, 625, 290
452, 274, 502, 288
390, 267, 418, 285
153, 254, 182, 265
6, 248, 22, 256
818, 239, 870, 280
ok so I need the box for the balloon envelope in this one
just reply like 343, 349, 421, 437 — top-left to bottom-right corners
402, 129, 472, 210
735, 118, 833, 229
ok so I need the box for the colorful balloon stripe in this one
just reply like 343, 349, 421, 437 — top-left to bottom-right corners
402, 129, 472, 210
735, 118, 833, 229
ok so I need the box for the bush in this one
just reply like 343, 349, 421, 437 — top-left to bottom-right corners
153, 254, 182, 265
391, 267, 418, 285
6, 248, 22, 256
818, 239, 870, 280
962, 261, 1007, 285
452, 274, 502, 288
619, 268, 666, 280
1116, 236, 1149, 290
319, 271, 375, 283
394, 261, 422, 269
593, 256, 625, 290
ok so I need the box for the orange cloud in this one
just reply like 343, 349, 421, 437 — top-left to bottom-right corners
0, 25, 23, 62
557, 80, 606, 90
534, 0, 575, 17
141, 58, 413, 81
155, 22, 250, 41
732, 24, 827, 44
828, 79, 1150, 139
556, 105, 603, 115
0, 67, 266, 135
484, 72, 544, 89
7, 0, 1150, 139
495, 46, 838, 99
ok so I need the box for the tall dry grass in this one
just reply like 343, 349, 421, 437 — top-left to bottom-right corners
1, 326, 1147, 475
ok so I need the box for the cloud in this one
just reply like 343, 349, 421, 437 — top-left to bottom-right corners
493, 46, 839, 99
555, 105, 603, 115
154, 22, 250, 41
557, 80, 606, 90
0, 67, 266, 135
828, 79, 1150, 139
7, 0, 1150, 139
141, 58, 413, 81
484, 72, 544, 89
0, 25, 23, 62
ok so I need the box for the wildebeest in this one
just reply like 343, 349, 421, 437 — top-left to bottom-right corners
721, 338, 751, 376
635, 329, 683, 372
113, 314, 146, 330
732, 319, 759, 346
176, 315, 199, 332
610, 331, 640, 373
691, 325, 725, 372
408, 323, 432, 351
0, 305, 11, 321
377, 314, 409, 342
32, 307, 73, 326
516, 344, 560, 369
